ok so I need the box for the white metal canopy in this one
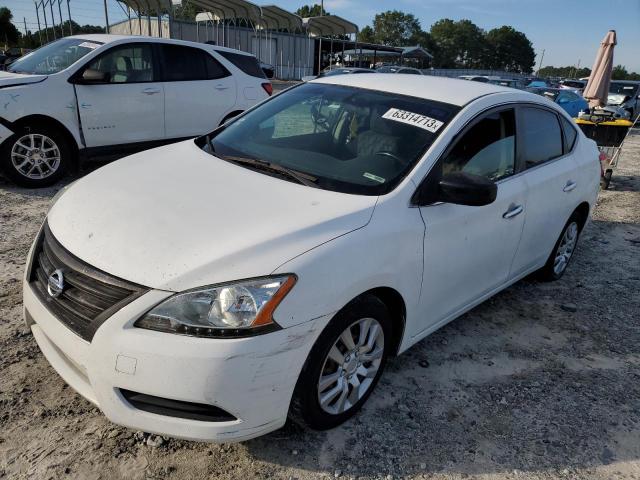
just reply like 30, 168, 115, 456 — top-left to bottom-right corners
260, 5, 302, 32
303, 15, 358, 36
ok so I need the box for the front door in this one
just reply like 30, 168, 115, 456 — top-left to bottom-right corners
74, 43, 164, 147
413, 107, 526, 337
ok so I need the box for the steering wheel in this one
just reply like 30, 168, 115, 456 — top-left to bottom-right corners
375, 151, 405, 170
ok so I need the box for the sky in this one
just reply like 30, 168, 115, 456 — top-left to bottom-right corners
5, 0, 640, 72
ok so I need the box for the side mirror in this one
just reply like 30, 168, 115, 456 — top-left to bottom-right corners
436, 172, 497, 206
73, 69, 109, 84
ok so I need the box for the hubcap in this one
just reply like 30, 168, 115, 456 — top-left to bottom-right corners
11, 133, 61, 180
317, 317, 385, 415
554, 222, 578, 276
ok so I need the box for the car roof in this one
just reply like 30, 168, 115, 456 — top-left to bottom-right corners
313, 74, 516, 106
65, 34, 256, 57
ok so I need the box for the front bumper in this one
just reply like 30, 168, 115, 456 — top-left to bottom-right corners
23, 277, 328, 442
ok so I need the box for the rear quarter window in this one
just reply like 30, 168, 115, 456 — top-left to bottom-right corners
217, 50, 265, 79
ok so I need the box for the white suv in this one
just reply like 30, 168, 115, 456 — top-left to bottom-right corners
0, 34, 271, 187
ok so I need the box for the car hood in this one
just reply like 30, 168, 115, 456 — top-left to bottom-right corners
48, 140, 377, 291
607, 93, 628, 105
0, 71, 47, 88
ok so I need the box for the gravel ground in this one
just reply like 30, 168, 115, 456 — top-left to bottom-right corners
1, 129, 639, 480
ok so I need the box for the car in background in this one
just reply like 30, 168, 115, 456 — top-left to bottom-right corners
527, 80, 550, 88
559, 79, 586, 92
377, 65, 423, 75
0, 34, 271, 187
458, 75, 490, 83
25, 75, 599, 442
526, 87, 588, 117
607, 81, 640, 119
488, 78, 526, 89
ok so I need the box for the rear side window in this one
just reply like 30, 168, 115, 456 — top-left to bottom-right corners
86, 44, 155, 83
217, 50, 265, 78
560, 116, 578, 153
442, 109, 516, 181
521, 107, 563, 168
160, 45, 229, 81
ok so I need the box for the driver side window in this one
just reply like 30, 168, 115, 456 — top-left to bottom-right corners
442, 109, 516, 182
85, 44, 155, 84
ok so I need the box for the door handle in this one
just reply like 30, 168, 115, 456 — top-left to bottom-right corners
563, 180, 577, 192
142, 87, 161, 95
214, 84, 229, 90
503, 204, 524, 219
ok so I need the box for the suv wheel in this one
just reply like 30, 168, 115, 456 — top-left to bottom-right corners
1, 125, 70, 187
290, 294, 391, 430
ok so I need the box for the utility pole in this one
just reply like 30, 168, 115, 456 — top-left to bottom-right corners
23, 17, 29, 46
66, 0, 73, 35
103, 0, 110, 34
34, 2, 44, 45
536, 48, 545, 76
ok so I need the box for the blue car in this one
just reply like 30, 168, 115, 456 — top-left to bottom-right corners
526, 87, 588, 117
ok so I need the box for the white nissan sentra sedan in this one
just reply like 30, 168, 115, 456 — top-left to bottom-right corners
24, 75, 600, 442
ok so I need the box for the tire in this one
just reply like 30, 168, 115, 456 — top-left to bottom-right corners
0, 124, 70, 188
289, 294, 391, 430
537, 211, 582, 282
601, 169, 612, 190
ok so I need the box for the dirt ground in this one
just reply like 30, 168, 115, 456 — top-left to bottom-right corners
1, 128, 639, 480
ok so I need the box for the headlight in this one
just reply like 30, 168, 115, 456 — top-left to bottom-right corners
134, 275, 296, 338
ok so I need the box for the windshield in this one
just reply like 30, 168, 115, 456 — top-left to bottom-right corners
8, 38, 102, 75
199, 83, 458, 195
609, 82, 639, 96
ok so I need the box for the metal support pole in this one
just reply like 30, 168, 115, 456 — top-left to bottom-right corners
40, 1, 50, 42
49, 0, 57, 39
34, 3, 44, 45
147, 14, 152, 36
103, 0, 110, 34
157, 9, 162, 38
66, 0, 73, 35
57, 0, 64, 36
317, 37, 322, 74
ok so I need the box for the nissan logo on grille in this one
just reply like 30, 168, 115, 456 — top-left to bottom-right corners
47, 269, 65, 298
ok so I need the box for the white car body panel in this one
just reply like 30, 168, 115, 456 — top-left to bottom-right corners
47, 140, 377, 293
25, 75, 601, 441
0, 35, 268, 154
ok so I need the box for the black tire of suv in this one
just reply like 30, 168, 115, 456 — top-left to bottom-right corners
537, 211, 583, 282
1, 124, 70, 188
289, 294, 392, 430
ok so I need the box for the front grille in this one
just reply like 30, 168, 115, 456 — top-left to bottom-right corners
29, 223, 147, 342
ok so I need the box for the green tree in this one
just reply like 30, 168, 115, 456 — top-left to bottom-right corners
429, 19, 487, 68
295, 4, 328, 18
612, 64, 628, 80
484, 26, 535, 73
358, 25, 375, 43
0, 7, 21, 46
369, 10, 423, 46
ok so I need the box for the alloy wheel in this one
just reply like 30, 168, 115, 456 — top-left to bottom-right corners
317, 317, 385, 415
11, 133, 61, 180
554, 221, 578, 276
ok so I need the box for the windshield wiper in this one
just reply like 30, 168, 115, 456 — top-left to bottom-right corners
219, 154, 319, 188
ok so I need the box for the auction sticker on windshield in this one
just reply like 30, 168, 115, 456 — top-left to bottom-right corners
382, 108, 444, 133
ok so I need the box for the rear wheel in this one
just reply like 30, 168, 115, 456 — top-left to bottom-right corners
290, 295, 391, 430
1, 125, 70, 187
537, 212, 582, 281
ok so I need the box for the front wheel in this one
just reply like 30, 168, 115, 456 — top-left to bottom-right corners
290, 295, 391, 430
1, 125, 70, 187
537, 212, 582, 281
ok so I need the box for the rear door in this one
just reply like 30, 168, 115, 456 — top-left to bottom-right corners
74, 43, 164, 147
509, 106, 581, 276
159, 44, 236, 138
